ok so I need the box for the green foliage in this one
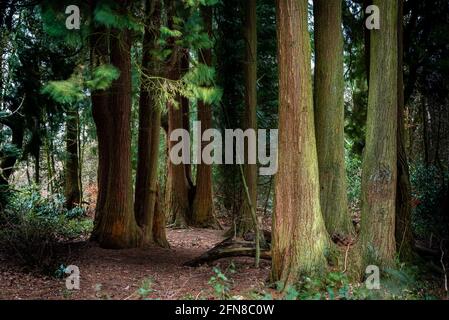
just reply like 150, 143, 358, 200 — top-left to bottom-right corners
94, 2, 141, 32
43, 64, 120, 105
42, 79, 84, 104
0, 187, 92, 273
86, 64, 121, 91
282, 272, 351, 300
137, 277, 155, 299
410, 162, 449, 239
208, 263, 235, 299
345, 140, 362, 209
275, 267, 436, 300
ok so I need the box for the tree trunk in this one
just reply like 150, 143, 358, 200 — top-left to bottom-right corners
65, 107, 81, 209
237, 0, 258, 237
395, 0, 414, 261
165, 0, 192, 228
89, 21, 112, 241
0, 121, 24, 208
181, 50, 194, 189
93, 24, 139, 248
313, 0, 351, 237
360, 0, 398, 267
134, 0, 168, 247
191, 5, 220, 229
153, 185, 169, 247
272, 0, 330, 288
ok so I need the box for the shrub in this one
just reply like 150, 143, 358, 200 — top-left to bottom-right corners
410, 162, 449, 239
0, 187, 92, 273
345, 142, 362, 209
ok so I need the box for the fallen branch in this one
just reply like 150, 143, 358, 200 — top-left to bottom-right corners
184, 237, 271, 267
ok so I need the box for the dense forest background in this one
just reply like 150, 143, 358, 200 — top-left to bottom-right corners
0, 0, 448, 300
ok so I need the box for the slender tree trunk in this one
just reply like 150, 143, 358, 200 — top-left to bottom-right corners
153, 185, 169, 247
165, 0, 192, 228
396, 0, 413, 260
237, 0, 258, 237
360, 0, 398, 268
181, 50, 194, 189
90, 21, 112, 241
313, 0, 351, 237
0, 122, 24, 208
191, 5, 220, 229
422, 102, 430, 166
134, 0, 168, 247
93, 24, 139, 248
65, 107, 81, 209
272, 0, 330, 287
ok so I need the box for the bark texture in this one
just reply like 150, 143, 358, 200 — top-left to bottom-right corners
360, 0, 398, 267
65, 108, 81, 209
92, 20, 139, 248
235, 0, 259, 237
134, 0, 168, 247
165, 0, 192, 228
191, 6, 220, 229
395, 0, 414, 260
313, 0, 351, 237
272, 0, 330, 287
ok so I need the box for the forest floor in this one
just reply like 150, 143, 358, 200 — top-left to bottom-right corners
0, 226, 274, 300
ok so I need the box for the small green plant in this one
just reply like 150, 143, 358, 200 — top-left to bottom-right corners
208, 263, 235, 299
137, 277, 155, 299
277, 272, 351, 300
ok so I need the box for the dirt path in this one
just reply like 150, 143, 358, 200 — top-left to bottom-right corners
0, 228, 271, 300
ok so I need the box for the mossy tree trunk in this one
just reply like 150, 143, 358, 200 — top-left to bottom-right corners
272, 0, 330, 288
360, 0, 398, 267
313, 0, 352, 237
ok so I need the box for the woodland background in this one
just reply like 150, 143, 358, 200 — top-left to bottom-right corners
0, 0, 448, 300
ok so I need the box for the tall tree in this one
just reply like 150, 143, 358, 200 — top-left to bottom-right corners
165, 0, 192, 228
91, 3, 139, 248
65, 107, 81, 209
313, 0, 351, 237
359, 0, 398, 267
90, 23, 112, 242
134, 0, 168, 247
234, 0, 258, 237
272, 0, 330, 287
395, 0, 413, 260
191, 5, 220, 229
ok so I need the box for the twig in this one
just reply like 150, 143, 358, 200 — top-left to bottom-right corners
343, 243, 351, 273
440, 240, 448, 294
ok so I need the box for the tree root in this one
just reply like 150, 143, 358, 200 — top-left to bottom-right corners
184, 237, 271, 267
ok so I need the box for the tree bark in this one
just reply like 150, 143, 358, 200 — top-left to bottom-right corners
234, 0, 258, 237
134, 0, 168, 247
313, 0, 352, 237
165, 0, 192, 228
191, 5, 220, 229
89, 20, 112, 241
360, 0, 398, 267
395, 0, 414, 261
93, 22, 139, 248
65, 107, 81, 209
272, 0, 330, 288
